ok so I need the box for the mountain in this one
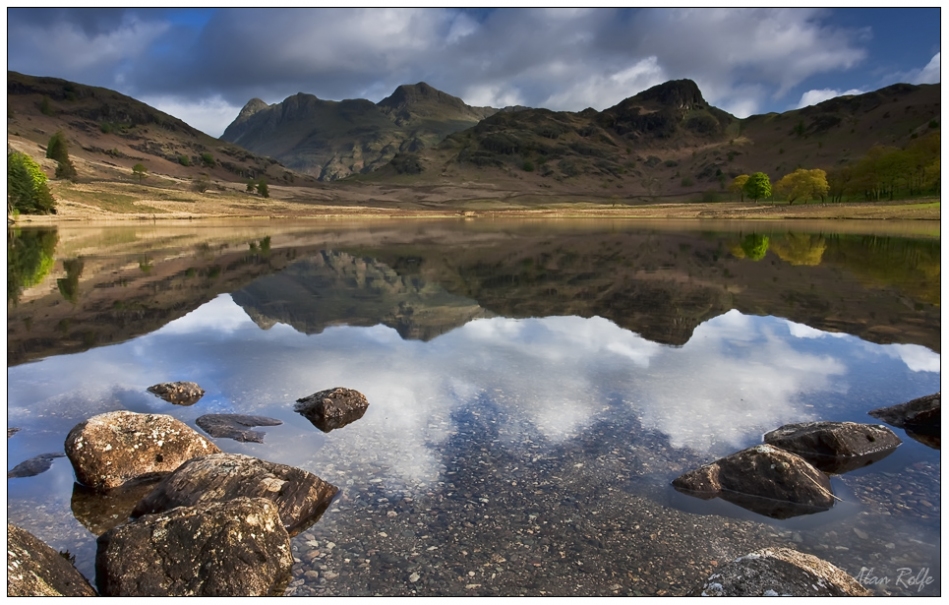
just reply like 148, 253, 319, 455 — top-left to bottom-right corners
220, 82, 498, 180
375, 79, 939, 199
7, 71, 315, 187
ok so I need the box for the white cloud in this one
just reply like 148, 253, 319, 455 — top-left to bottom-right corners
796, 87, 866, 109
913, 52, 940, 84
543, 57, 667, 111
139, 94, 243, 137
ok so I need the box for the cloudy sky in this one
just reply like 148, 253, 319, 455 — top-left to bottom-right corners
6, 8, 942, 137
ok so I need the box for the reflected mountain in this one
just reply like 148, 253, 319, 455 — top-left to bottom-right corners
231, 250, 491, 340
6, 222, 940, 366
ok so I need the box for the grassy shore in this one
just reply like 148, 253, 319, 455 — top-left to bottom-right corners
9, 178, 941, 224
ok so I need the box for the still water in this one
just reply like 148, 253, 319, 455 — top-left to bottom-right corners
6, 219, 941, 595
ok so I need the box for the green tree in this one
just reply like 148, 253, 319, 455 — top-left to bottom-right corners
46, 131, 77, 180
8, 152, 56, 215
132, 163, 147, 182
257, 178, 269, 198
743, 172, 772, 204
246, 179, 257, 193
730, 174, 750, 202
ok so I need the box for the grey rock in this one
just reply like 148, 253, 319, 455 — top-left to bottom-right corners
132, 452, 338, 536
8, 452, 65, 478
7, 523, 97, 596
146, 381, 206, 406
195, 414, 283, 443
295, 387, 370, 432
693, 547, 871, 596
64, 411, 221, 491
672, 444, 834, 519
96, 497, 292, 596
763, 421, 901, 473
869, 392, 940, 435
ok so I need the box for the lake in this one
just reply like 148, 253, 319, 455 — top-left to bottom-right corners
6, 218, 940, 596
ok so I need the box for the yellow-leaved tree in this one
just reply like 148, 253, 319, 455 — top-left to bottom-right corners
774, 168, 829, 204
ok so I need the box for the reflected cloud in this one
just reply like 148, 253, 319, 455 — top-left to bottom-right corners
887, 343, 941, 373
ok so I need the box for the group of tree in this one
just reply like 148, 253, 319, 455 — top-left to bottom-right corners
826, 131, 939, 202
731, 169, 829, 205
46, 131, 77, 180
246, 178, 270, 198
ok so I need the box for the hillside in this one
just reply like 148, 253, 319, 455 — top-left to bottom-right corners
367, 79, 939, 201
220, 82, 498, 180
6, 71, 317, 191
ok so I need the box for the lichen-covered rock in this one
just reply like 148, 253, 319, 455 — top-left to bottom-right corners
132, 453, 338, 536
295, 387, 370, 432
7, 523, 96, 596
146, 381, 205, 406
693, 547, 871, 596
8, 452, 65, 478
763, 421, 901, 474
96, 497, 292, 596
869, 393, 940, 431
195, 414, 282, 443
672, 444, 834, 519
64, 411, 221, 490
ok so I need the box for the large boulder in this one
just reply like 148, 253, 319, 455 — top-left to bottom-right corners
132, 453, 338, 536
64, 411, 221, 490
96, 497, 292, 596
672, 444, 835, 519
869, 393, 940, 431
693, 547, 871, 596
295, 387, 370, 432
763, 421, 901, 473
195, 414, 283, 443
7, 523, 97, 596
146, 381, 205, 406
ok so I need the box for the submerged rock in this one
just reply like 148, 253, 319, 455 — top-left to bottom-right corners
7, 523, 97, 596
71, 478, 163, 536
763, 421, 901, 474
693, 547, 871, 596
295, 387, 370, 432
672, 444, 834, 519
8, 452, 65, 478
146, 381, 206, 406
96, 497, 292, 596
64, 411, 221, 491
131, 452, 339, 536
869, 393, 940, 432
195, 414, 283, 443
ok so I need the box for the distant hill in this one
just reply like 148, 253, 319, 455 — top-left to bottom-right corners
6, 71, 315, 187
373, 79, 939, 199
220, 82, 498, 180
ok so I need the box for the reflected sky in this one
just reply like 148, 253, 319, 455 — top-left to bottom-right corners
8, 294, 939, 491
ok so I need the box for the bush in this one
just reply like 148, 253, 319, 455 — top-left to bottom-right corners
257, 178, 270, 198
8, 152, 56, 214
178, 155, 191, 166
522, 160, 535, 172
200, 152, 215, 167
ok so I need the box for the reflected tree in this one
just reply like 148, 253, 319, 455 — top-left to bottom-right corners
57, 258, 85, 303
739, 233, 770, 261
8, 228, 59, 305
771, 233, 827, 266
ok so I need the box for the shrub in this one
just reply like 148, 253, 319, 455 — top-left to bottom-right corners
178, 155, 191, 166
200, 152, 215, 167
522, 160, 535, 172
257, 178, 270, 198
8, 152, 56, 214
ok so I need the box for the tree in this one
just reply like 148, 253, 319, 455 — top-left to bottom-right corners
257, 178, 270, 198
47, 131, 77, 180
132, 163, 148, 182
739, 233, 770, 261
8, 152, 55, 215
743, 172, 771, 204
729, 174, 750, 202
774, 168, 829, 204
246, 179, 257, 193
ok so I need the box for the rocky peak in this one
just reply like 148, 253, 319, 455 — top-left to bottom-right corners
631, 79, 707, 110
235, 98, 269, 123
378, 82, 466, 113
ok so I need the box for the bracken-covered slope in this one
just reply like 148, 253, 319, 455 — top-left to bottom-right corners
220, 82, 498, 180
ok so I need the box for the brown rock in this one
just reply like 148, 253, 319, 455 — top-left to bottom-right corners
195, 413, 282, 443
672, 444, 834, 519
7, 523, 96, 596
132, 453, 338, 536
295, 387, 370, 432
146, 381, 205, 406
869, 392, 940, 431
764, 421, 901, 473
96, 497, 292, 596
71, 478, 163, 536
693, 547, 871, 596
64, 411, 221, 491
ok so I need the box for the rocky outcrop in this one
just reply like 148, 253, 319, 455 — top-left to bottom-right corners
693, 547, 870, 596
672, 444, 835, 519
64, 411, 221, 490
131, 453, 338, 536
763, 421, 901, 474
869, 393, 940, 431
7, 523, 96, 596
8, 452, 65, 478
96, 497, 292, 596
195, 414, 283, 443
295, 387, 370, 432
147, 381, 206, 405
